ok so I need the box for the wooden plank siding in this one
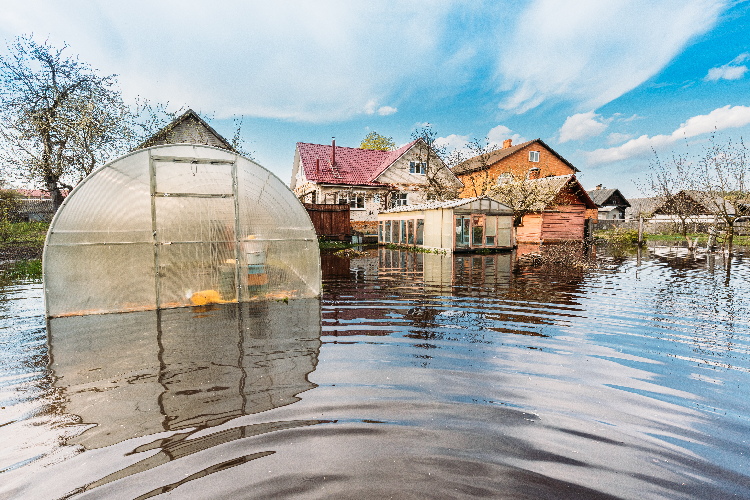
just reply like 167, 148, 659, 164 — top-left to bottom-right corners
541, 204, 586, 241
304, 203, 350, 240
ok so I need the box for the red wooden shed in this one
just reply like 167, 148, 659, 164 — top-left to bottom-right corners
516, 175, 597, 244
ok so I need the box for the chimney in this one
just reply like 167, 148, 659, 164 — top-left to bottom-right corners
595, 184, 602, 190
528, 167, 541, 180
331, 138, 336, 167
503, 139, 512, 149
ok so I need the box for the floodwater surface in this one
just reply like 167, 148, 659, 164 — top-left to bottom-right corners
1, 247, 750, 499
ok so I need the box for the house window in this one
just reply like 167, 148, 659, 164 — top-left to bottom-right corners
340, 192, 365, 209
409, 161, 426, 174
373, 193, 381, 204
529, 151, 540, 162
391, 193, 408, 207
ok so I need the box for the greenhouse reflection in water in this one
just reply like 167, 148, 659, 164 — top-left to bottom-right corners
1, 299, 322, 498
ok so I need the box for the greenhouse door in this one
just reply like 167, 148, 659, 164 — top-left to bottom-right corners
150, 155, 240, 308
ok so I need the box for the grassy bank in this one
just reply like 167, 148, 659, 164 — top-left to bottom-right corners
0, 221, 49, 261
595, 229, 750, 247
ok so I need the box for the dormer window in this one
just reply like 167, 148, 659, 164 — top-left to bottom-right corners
529, 151, 540, 162
409, 161, 426, 174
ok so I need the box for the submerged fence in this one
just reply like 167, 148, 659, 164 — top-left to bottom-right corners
304, 203, 350, 241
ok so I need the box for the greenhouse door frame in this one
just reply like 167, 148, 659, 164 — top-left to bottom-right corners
149, 153, 242, 309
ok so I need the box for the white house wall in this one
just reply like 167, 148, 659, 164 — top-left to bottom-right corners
376, 144, 462, 195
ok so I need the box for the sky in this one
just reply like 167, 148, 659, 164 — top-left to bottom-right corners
1, 0, 749, 197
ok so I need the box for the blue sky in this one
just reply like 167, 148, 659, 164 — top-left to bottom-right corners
2, 0, 749, 197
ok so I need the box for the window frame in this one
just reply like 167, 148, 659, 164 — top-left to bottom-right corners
339, 192, 365, 210
391, 192, 408, 208
409, 161, 426, 175
529, 151, 540, 162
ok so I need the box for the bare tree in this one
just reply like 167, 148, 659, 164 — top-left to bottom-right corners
411, 125, 460, 201
645, 149, 704, 250
694, 134, 750, 252
460, 137, 498, 197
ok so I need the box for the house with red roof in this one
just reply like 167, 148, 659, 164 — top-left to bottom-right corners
291, 139, 463, 233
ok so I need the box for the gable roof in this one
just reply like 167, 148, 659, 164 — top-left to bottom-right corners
298, 139, 463, 187
625, 197, 664, 218
527, 175, 597, 210
137, 109, 235, 151
586, 188, 631, 208
451, 138, 580, 176
382, 195, 512, 214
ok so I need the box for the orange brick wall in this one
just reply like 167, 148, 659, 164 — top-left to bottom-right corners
351, 221, 378, 234
457, 143, 576, 198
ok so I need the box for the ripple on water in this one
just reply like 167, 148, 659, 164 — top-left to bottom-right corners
0, 248, 749, 499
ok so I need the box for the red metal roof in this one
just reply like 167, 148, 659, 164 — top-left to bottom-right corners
15, 188, 69, 199
297, 140, 418, 186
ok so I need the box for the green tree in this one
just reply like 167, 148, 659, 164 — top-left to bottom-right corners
360, 131, 395, 151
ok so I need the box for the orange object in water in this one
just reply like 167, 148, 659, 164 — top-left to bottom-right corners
190, 290, 222, 306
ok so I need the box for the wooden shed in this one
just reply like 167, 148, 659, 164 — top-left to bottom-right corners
378, 196, 514, 252
516, 175, 598, 244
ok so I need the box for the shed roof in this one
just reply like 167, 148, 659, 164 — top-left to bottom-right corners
382, 196, 512, 214
526, 175, 598, 210
451, 138, 580, 176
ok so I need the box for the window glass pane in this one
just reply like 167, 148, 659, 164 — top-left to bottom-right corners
400, 220, 407, 244
393, 220, 400, 243
378, 221, 383, 243
416, 219, 424, 245
385, 221, 391, 243
485, 236, 495, 246
408, 220, 414, 244
472, 215, 484, 246
486, 216, 497, 236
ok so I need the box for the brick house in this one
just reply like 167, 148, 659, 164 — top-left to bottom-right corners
452, 138, 579, 199
290, 139, 463, 233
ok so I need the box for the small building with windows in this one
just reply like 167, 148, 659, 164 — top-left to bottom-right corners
291, 139, 462, 234
377, 196, 514, 252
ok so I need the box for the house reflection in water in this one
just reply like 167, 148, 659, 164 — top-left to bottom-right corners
47, 300, 321, 450
378, 248, 512, 295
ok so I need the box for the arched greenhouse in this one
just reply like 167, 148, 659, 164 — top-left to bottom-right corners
43, 144, 321, 318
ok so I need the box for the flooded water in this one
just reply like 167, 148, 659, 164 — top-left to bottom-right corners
2, 247, 750, 499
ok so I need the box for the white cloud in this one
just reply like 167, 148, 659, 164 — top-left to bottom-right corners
435, 133, 470, 153
486, 125, 524, 148
497, 0, 725, 113
558, 111, 609, 143
607, 132, 633, 145
377, 106, 397, 116
704, 53, 749, 81
0, 1, 449, 122
364, 100, 377, 115
584, 105, 750, 165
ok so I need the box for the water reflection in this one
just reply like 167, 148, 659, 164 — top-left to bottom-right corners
4, 249, 750, 499
48, 300, 321, 449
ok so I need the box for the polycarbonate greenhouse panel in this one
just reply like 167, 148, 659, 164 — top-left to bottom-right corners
43, 144, 321, 317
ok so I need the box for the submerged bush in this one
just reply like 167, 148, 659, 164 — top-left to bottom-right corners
517, 241, 596, 273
